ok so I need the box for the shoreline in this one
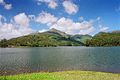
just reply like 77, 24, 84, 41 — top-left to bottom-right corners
0, 46, 120, 48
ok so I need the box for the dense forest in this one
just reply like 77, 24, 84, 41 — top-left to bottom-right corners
0, 28, 91, 47
86, 31, 120, 46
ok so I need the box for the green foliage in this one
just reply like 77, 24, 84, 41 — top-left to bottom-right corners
71, 35, 92, 44
86, 32, 120, 46
0, 39, 8, 47
0, 28, 93, 47
0, 32, 84, 47
1, 71, 120, 80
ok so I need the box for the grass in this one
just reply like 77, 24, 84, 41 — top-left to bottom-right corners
0, 71, 120, 80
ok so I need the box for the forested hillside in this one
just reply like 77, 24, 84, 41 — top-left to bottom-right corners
0, 28, 91, 47
86, 31, 120, 46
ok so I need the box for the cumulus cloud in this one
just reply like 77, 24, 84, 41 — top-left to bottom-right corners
37, 0, 58, 9
37, 0, 50, 2
0, 23, 33, 39
36, 12, 58, 26
0, 0, 12, 10
99, 25, 109, 32
4, 4, 12, 10
38, 29, 48, 33
0, 14, 6, 23
35, 12, 97, 35
63, 1, 78, 15
96, 17, 109, 32
50, 17, 94, 34
79, 27, 95, 35
14, 13, 30, 27
48, 0, 58, 9
0, 11, 108, 39
0, 14, 33, 39
0, 0, 4, 3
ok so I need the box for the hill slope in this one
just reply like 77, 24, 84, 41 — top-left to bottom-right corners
0, 29, 91, 47
71, 34, 92, 44
86, 31, 120, 46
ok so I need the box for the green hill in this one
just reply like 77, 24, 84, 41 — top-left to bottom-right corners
71, 34, 92, 44
0, 28, 91, 47
86, 31, 120, 46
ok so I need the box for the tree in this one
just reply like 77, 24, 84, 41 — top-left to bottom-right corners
0, 39, 8, 47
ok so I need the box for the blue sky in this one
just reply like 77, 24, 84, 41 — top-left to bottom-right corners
0, 0, 120, 39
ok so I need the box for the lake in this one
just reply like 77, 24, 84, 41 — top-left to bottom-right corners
0, 47, 120, 75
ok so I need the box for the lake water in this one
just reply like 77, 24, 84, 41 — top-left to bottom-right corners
0, 47, 120, 75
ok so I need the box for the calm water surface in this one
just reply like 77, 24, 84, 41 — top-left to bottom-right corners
0, 47, 120, 75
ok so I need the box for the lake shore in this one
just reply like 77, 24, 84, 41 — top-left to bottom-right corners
0, 71, 120, 80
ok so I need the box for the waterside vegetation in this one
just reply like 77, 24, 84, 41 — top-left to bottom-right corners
0, 71, 120, 80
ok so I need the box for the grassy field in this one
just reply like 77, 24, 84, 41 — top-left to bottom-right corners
0, 71, 120, 80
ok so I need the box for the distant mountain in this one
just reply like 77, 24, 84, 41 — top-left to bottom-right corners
45, 28, 69, 37
0, 29, 91, 47
111, 30, 120, 33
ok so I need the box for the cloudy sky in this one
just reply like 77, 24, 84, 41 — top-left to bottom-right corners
0, 0, 120, 39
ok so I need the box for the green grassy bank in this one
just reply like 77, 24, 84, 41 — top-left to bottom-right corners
0, 71, 120, 80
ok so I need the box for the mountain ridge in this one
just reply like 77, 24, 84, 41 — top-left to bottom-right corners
0, 28, 92, 47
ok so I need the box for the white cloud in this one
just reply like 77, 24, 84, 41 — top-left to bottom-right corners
35, 12, 96, 35
79, 16, 84, 21
63, 1, 78, 15
14, 13, 30, 27
0, 14, 6, 25
0, 14, 33, 39
99, 25, 109, 32
0, 0, 12, 10
4, 4, 12, 10
37, 0, 50, 3
0, 12, 109, 39
48, 0, 58, 9
0, 0, 4, 4
96, 17, 109, 32
0, 23, 33, 39
36, 12, 58, 26
37, 0, 58, 9
79, 27, 95, 35
50, 17, 94, 34
38, 29, 48, 33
